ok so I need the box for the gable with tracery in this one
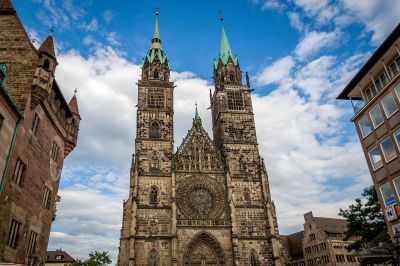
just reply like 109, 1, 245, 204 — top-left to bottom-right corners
174, 118, 224, 173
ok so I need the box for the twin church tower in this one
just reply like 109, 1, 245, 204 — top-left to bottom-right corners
118, 10, 283, 266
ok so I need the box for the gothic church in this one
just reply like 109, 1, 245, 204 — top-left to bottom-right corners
118, 11, 283, 266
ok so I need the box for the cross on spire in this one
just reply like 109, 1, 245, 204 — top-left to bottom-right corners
74, 88, 77, 95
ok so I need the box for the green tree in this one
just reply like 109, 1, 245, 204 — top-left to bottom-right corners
339, 185, 390, 265
66, 251, 112, 266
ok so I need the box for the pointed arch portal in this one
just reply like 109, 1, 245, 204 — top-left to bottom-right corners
183, 232, 225, 266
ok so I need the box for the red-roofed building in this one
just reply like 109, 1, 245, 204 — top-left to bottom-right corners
282, 212, 359, 266
45, 250, 75, 266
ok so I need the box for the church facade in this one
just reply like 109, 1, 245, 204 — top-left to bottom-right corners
118, 11, 283, 266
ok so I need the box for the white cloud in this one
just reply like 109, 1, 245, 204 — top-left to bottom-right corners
261, 0, 286, 11
294, 30, 341, 60
288, 12, 304, 32
80, 18, 98, 32
102, 10, 115, 24
254, 56, 294, 86
106, 32, 120, 46
340, 0, 400, 44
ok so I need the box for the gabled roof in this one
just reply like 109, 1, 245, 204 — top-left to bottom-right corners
46, 250, 75, 263
0, 0, 15, 14
175, 117, 224, 173
38, 35, 56, 59
314, 216, 348, 234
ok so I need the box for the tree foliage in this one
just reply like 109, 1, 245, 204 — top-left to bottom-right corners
339, 185, 390, 265
66, 251, 112, 266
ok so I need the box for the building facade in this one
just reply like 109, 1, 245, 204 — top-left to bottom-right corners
337, 24, 400, 238
45, 250, 75, 266
282, 212, 358, 266
118, 12, 283, 266
0, 0, 80, 264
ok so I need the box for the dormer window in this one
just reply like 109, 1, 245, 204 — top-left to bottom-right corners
43, 59, 51, 70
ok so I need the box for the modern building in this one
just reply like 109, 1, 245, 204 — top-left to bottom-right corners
0, 0, 80, 264
45, 250, 75, 266
337, 23, 400, 238
118, 11, 284, 266
282, 212, 359, 266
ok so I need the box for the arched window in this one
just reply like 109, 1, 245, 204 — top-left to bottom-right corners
149, 121, 161, 139
150, 186, 158, 204
150, 153, 160, 172
43, 59, 50, 70
250, 251, 258, 266
149, 250, 157, 266
229, 71, 235, 81
153, 69, 159, 79
247, 222, 253, 235
243, 188, 251, 205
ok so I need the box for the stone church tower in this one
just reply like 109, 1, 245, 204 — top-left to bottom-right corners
118, 12, 283, 266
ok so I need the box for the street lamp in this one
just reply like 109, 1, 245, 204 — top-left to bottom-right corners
28, 252, 38, 266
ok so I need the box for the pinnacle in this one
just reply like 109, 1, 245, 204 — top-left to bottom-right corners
39, 35, 56, 58
68, 94, 79, 115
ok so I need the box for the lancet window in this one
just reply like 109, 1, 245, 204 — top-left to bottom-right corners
150, 186, 158, 204
149, 121, 161, 139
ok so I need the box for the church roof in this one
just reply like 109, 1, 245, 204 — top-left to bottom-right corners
38, 35, 56, 59
214, 20, 238, 69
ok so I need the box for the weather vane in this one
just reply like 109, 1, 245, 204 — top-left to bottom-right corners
49, 27, 54, 35
155, 2, 159, 16
218, 9, 224, 22
74, 88, 77, 95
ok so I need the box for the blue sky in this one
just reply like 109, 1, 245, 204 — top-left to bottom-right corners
12, 0, 400, 262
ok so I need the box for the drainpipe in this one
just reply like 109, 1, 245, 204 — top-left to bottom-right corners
0, 117, 23, 195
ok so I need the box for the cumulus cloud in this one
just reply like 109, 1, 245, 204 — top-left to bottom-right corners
254, 56, 294, 86
295, 30, 341, 60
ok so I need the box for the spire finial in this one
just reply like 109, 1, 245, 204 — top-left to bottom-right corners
49, 27, 54, 35
74, 88, 77, 95
194, 102, 200, 120
218, 10, 224, 22
151, 4, 162, 50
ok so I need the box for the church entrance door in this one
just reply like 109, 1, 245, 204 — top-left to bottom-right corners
183, 232, 225, 266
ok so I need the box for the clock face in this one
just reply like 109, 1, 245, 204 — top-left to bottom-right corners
189, 188, 213, 216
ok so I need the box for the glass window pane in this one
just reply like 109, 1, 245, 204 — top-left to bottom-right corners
369, 105, 384, 128
394, 130, 400, 150
380, 182, 396, 206
382, 93, 398, 118
393, 177, 400, 198
381, 137, 397, 162
358, 115, 372, 138
395, 84, 400, 102
368, 146, 383, 170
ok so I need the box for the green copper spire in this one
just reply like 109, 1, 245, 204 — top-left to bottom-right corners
143, 7, 168, 65
214, 16, 238, 69
151, 8, 162, 50
194, 102, 200, 120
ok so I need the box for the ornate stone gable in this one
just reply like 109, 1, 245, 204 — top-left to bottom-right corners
174, 118, 224, 173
